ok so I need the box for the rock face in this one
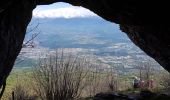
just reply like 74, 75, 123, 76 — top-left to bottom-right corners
0, 0, 170, 96
0, 0, 36, 95
93, 91, 170, 100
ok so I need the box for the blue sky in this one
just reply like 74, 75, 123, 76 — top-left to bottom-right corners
33, 2, 97, 18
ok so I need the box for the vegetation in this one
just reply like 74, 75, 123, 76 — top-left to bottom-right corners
2, 50, 170, 100
32, 50, 91, 100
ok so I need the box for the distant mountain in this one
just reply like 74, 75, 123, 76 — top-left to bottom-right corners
26, 17, 130, 49
15, 17, 161, 70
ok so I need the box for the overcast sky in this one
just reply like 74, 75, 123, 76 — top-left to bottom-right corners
33, 2, 97, 18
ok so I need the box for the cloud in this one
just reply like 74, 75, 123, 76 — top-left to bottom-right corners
33, 6, 98, 18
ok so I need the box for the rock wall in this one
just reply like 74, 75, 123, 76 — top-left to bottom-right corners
0, 0, 36, 94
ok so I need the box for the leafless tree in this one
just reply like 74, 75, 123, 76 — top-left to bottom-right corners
9, 84, 30, 100
85, 64, 118, 96
86, 67, 102, 97
136, 61, 155, 89
32, 50, 92, 100
15, 21, 40, 65
106, 68, 118, 92
160, 71, 170, 91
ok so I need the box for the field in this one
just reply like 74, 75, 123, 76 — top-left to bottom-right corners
2, 65, 169, 100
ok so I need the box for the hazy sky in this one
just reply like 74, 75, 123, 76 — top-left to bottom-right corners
33, 2, 97, 18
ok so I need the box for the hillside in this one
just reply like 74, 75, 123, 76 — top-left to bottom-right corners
15, 17, 161, 72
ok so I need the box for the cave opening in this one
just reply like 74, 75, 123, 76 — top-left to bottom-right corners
1, 1, 170, 99
1, 2, 166, 99
17, 2, 163, 71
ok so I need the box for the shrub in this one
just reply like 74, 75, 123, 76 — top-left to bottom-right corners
32, 50, 92, 100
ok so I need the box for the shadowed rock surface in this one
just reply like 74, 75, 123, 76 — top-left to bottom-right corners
0, 0, 170, 97
93, 91, 170, 100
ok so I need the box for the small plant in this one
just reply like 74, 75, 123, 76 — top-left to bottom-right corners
9, 84, 31, 100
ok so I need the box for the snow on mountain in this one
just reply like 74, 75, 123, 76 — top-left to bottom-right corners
33, 6, 97, 18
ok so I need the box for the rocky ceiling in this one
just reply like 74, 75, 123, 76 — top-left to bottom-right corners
0, 0, 170, 97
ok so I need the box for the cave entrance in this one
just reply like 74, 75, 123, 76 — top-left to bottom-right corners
16, 1, 163, 87
18, 2, 162, 71
17, 2, 164, 81
3, 2, 168, 99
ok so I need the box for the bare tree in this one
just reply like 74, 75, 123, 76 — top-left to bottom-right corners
106, 68, 118, 92
136, 61, 155, 89
9, 84, 29, 100
32, 50, 92, 100
15, 21, 40, 65
86, 67, 102, 97
85, 64, 117, 96
160, 71, 170, 91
